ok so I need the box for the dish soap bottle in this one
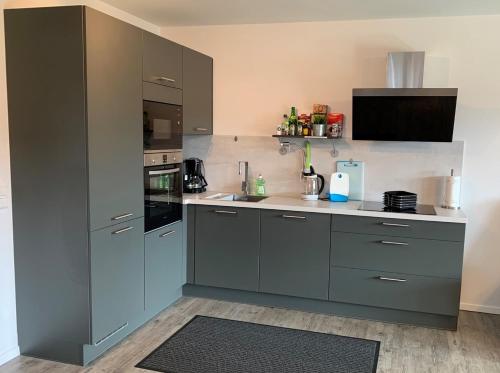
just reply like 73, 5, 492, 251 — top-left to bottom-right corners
255, 174, 266, 196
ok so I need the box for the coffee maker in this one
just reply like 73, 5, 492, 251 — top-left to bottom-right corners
183, 158, 208, 193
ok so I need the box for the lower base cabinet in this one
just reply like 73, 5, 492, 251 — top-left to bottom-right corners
145, 221, 183, 317
260, 210, 331, 300
194, 205, 260, 291
91, 217, 145, 345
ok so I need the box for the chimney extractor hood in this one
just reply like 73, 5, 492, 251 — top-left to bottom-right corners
351, 51, 458, 142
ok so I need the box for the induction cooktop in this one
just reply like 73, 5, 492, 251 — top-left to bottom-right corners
358, 201, 436, 215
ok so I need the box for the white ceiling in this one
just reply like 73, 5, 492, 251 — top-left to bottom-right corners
100, 0, 500, 27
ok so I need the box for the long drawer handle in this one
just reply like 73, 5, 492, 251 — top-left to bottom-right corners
160, 230, 176, 238
95, 322, 128, 346
111, 212, 133, 221
282, 214, 307, 220
214, 210, 238, 215
381, 222, 410, 227
377, 276, 407, 282
112, 226, 134, 235
156, 76, 175, 83
195, 127, 209, 132
380, 240, 409, 246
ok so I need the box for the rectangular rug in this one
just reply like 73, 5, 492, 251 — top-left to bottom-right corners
136, 315, 380, 373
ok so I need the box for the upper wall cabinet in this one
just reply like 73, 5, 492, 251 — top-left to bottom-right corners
143, 32, 182, 89
183, 47, 213, 135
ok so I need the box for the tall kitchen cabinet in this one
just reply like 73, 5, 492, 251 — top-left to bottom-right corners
5, 6, 144, 365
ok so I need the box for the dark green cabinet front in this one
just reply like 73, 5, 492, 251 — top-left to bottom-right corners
90, 218, 144, 345
86, 8, 144, 231
260, 210, 331, 300
143, 31, 182, 89
194, 205, 260, 291
183, 47, 213, 135
145, 222, 183, 317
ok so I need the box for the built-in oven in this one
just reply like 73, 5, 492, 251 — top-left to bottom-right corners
144, 151, 183, 233
143, 100, 182, 152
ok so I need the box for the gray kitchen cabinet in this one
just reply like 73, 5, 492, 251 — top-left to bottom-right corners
86, 7, 143, 231
6, 6, 145, 365
194, 205, 260, 291
143, 31, 183, 89
260, 210, 331, 300
91, 218, 145, 345
145, 222, 183, 317
332, 232, 464, 278
330, 267, 461, 316
183, 47, 213, 135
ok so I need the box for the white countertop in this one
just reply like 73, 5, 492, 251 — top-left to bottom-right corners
183, 191, 467, 224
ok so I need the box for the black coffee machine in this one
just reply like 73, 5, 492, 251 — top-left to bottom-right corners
183, 158, 208, 193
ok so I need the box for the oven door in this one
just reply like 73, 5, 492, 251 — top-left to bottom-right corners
144, 164, 182, 232
143, 100, 182, 151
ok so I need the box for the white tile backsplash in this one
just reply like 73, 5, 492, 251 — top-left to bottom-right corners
183, 135, 464, 205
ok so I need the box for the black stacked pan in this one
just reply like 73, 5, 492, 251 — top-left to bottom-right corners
384, 191, 417, 211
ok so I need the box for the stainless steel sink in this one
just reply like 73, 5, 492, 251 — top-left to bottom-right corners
205, 193, 268, 202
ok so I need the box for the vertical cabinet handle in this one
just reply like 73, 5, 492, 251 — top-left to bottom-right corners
112, 226, 134, 235
376, 276, 407, 282
111, 212, 133, 221
159, 230, 176, 238
381, 222, 410, 228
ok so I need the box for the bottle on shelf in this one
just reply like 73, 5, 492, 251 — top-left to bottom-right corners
289, 107, 297, 136
281, 114, 289, 135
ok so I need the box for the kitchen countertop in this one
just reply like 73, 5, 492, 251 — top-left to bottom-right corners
183, 191, 467, 224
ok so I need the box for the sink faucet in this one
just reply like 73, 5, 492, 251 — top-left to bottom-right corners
238, 161, 249, 195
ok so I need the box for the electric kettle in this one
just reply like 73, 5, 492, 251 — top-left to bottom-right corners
302, 166, 325, 201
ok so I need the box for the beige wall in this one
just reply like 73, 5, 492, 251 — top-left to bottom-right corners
162, 16, 500, 314
0, 0, 158, 365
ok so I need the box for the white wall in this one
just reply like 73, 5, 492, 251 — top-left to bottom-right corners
162, 16, 500, 314
0, 0, 159, 366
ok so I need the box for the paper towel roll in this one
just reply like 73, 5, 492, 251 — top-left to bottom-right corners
443, 176, 461, 209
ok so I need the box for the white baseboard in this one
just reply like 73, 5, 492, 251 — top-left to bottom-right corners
460, 302, 500, 315
0, 345, 20, 367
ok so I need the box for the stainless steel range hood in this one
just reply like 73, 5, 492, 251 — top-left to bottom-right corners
386, 51, 425, 88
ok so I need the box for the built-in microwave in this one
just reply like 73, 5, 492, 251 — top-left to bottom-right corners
143, 100, 182, 152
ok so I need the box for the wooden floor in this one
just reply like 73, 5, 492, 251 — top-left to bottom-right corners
1, 297, 500, 373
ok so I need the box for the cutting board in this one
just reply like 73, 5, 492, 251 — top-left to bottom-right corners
336, 160, 365, 201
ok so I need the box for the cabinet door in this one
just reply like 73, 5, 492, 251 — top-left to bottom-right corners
183, 47, 213, 135
143, 31, 182, 89
85, 8, 144, 230
91, 218, 144, 345
145, 222, 183, 316
195, 206, 260, 291
260, 210, 331, 300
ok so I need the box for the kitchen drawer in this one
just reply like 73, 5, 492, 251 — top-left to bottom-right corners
332, 232, 464, 278
330, 267, 460, 316
332, 214, 465, 242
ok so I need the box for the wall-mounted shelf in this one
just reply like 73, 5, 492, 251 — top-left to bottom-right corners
272, 135, 341, 140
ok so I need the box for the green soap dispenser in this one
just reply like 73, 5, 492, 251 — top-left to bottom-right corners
255, 174, 266, 196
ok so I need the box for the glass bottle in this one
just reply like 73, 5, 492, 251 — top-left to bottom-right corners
289, 107, 297, 136
281, 114, 289, 135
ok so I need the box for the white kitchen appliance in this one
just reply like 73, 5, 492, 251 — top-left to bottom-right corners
329, 172, 349, 202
